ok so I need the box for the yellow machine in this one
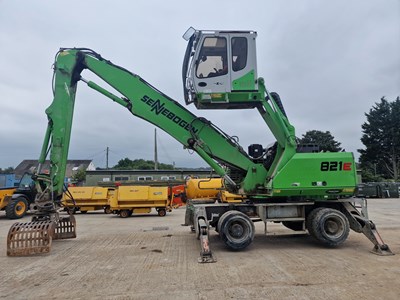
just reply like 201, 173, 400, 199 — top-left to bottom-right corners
219, 191, 244, 203
185, 178, 222, 199
62, 186, 113, 214
110, 186, 171, 218
185, 178, 243, 203
0, 188, 16, 211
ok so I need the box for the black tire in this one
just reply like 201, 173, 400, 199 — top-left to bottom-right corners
282, 221, 304, 231
80, 210, 88, 214
158, 208, 166, 217
306, 207, 326, 238
120, 210, 131, 218
217, 210, 255, 251
104, 206, 112, 214
67, 208, 75, 214
5, 197, 28, 219
217, 210, 237, 233
308, 208, 350, 247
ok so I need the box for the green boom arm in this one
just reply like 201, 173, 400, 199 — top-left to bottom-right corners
36, 47, 357, 206
36, 48, 266, 201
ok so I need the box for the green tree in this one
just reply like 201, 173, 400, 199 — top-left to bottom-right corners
113, 158, 136, 169
112, 158, 174, 170
0, 167, 14, 174
72, 168, 86, 183
358, 96, 400, 181
299, 130, 342, 152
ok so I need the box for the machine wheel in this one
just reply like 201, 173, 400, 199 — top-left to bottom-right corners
282, 221, 304, 231
80, 210, 88, 214
306, 207, 324, 237
5, 197, 28, 219
70, 207, 79, 214
158, 208, 166, 217
308, 208, 350, 247
104, 206, 112, 214
217, 210, 255, 251
120, 210, 131, 218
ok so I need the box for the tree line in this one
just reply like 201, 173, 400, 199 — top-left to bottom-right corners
359, 97, 400, 181
110, 158, 174, 170
0, 167, 14, 174
300, 96, 399, 181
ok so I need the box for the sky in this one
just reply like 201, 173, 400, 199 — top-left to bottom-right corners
0, 0, 399, 170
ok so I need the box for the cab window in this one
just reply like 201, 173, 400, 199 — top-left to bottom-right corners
232, 37, 247, 72
196, 37, 227, 78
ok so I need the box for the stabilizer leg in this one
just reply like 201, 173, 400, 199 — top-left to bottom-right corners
194, 206, 216, 263
197, 218, 216, 263
342, 201, 394, 256
362, 220, 394, 256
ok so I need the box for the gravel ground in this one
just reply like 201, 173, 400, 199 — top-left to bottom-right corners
0, 198, 399, 300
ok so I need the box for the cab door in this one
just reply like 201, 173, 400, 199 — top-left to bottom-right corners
229, 33, 258, 92
192, 34, 231, 95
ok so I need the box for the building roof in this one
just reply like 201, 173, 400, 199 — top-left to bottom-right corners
14, 160, 95, 178
86, 168, 212, 175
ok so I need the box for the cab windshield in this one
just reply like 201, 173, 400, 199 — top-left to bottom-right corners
196, 37, 227, 78
18, 173, 34, 190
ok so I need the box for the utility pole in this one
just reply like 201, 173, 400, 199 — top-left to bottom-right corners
106, 146, 109, 170
154, 128, 158, 170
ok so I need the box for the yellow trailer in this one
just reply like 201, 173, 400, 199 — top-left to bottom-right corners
110, 185, 171, 218
62, 186, 114, 214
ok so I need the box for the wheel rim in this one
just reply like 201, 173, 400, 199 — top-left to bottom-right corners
15, 201, 26, 216
323, 216, 344, 238
218, 211, 255, 250
227, 220, 249, 242
229, 223, 245, 238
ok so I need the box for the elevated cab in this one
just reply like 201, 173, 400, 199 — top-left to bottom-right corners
182, 28, 263, 109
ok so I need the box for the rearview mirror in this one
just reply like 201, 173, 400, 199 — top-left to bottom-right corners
183, 27, 196, 41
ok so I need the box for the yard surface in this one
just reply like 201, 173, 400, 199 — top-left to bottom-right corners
0, 198, 399, 299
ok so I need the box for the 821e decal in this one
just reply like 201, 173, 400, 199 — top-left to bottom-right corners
320, 161, 352, 171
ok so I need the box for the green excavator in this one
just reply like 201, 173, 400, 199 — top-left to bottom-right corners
6, 28, 393, 261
